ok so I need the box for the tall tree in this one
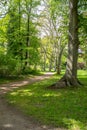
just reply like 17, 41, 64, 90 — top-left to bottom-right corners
39, 0, 68, 73
23, 0, 40, 70
7, 0, 23, 58
52, 0, 82, 88
23, 0, 32, 68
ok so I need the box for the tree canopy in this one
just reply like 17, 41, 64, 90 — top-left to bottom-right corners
0, 0, 87, 80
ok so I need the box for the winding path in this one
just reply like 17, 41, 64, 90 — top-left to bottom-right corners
0, 73, 66, 130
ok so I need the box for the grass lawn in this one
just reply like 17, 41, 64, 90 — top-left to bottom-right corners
6, 70, 87, 130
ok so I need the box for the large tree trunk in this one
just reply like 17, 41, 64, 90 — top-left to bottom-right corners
62, 0, 80, 86
50, 0, 82, 89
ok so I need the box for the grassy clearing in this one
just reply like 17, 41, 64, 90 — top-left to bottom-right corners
6, 70, 87, 130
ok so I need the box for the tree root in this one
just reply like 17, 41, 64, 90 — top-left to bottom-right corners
48, 75, 83, 89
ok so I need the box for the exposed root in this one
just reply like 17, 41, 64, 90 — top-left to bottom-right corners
48, 75, 83, 89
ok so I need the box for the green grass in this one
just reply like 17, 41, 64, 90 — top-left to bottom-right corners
6, 70, 87, 130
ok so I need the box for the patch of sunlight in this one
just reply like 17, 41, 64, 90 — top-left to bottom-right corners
18, 89, 34, 96
3, 123, 13, 128
78, 70, 87, 76
10, 92, 18, 96
43, 93, 61, 97
10, 89, 33, 96
63, 118, 85, 130
9, 100, 16, 104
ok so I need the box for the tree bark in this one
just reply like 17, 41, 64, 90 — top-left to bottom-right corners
43, 53, 46, 71
24, 0, 32, 69
18, 0, 23, 70
57, 47, 64, 75
50, 0, 82, 89
24, 13, 30, 68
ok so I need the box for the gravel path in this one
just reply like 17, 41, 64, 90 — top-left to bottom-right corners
0, 73, 66, 130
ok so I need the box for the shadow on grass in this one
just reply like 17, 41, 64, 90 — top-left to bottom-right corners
0, 76, 22, 84
6, 72, 87, 129
78, 77, 87, 86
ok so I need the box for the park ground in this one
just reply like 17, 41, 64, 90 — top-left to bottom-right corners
0, 70, 87, 130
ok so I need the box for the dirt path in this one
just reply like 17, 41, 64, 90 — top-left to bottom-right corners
0, 73, 66, 130
0, 72, 54, 95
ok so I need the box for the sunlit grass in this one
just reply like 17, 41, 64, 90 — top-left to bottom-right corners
6, 70, 87, 129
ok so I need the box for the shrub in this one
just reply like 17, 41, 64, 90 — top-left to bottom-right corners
0, 53, 21, 77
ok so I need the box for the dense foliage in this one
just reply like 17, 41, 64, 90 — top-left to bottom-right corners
0, 0, 87, 76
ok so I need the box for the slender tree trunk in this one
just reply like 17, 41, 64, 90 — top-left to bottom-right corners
57, 47, 64, 75
54, 43, 58, 72
18, 0, 23, 70
43, 53, 46, 71
85, 43, 87, 68
49, 58, 52, 71
24, 14, 30, 68
24, 0, 32, 69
